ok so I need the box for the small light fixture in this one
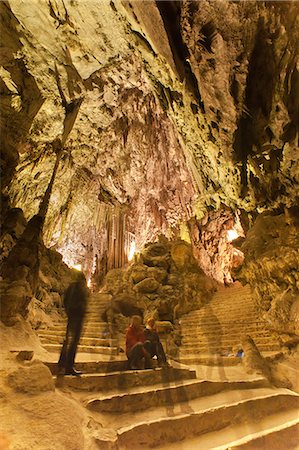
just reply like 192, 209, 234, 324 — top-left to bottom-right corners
227, 229, 238, 242
128, 240, 136, 261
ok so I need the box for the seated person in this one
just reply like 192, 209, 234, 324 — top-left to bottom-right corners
144, 318, 170, 367
125, 315, 152, 370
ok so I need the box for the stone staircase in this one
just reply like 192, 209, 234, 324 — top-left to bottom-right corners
44, 359, 299, 449
38, 292, 120, 356
40, 284, 299, 449
176, 283, 282, 366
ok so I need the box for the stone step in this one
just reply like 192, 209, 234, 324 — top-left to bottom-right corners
43, 343, 119, 355
180, 324, 267, 332
183, 313, 258, 321
115, 389, 299, 449
155, 408, 299, 450
227, 420, 299, 450
51, 319, 108, 325
85, 312, 107, 317
86, 379, 270, 414
180, 325, 267, 335
56, 367, 197, 392
45, 359, 129, 375
173, 354, 242, 366
38, 329, 114, 339
174, 351, 282, 366
178, 343, 281, 354
181, 331, 276, 342
181, 336, 280, 347
40, 329, 112, 340
178, 345, 281, 355
39, 335, 118, 347
180, 318, 262, 326
50, 322, 109, 331
185, 307, 257, 315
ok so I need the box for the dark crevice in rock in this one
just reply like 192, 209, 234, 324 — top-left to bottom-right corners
132, 30, 157, 56
198, 20, 218, 54
48, 0, 71, 29
233, 17, 278, 191
283, 62, 299, 145
156, 0, 187, 81
155, 0, 204, 111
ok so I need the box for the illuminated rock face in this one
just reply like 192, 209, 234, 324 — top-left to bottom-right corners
101, 238, 216, 347
238, 211, 299, 336
0, 2, 298, 314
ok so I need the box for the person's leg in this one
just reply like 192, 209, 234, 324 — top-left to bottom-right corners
128, 342, 144, 369
65, 317, 83, 374
143, 340, 153, 369
57, 320, 71, 374
156, 342, 167, 364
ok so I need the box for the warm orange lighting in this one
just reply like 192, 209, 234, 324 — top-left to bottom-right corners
227, 229, 239, 242
128, 240, 136, 261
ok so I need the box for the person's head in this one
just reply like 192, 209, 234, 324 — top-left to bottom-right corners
73, 270, 86, 284
146, 318, 156, 329
131, 315, 142, 328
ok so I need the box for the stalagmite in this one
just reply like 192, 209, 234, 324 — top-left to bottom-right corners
0, 1, 298, 449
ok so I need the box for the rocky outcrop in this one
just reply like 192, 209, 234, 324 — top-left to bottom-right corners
188, 208, 244, 282
102, 237, 216, 328
237, 210, 299, 335
7, 362, 55, 394
0, 204, 76, 326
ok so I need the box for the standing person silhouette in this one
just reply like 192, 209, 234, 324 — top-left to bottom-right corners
58, 272, 88, 376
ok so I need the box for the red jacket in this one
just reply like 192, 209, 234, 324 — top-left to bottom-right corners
125, 325, 145, 356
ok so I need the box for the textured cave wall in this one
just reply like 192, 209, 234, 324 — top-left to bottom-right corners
2, 0, 197, 271
237, 210, 299, 336
100, 237, 216, 355
0, 1, 298, 311
180, 0, 299, 208
0, 204, 76, 326
187, 208, 244, 283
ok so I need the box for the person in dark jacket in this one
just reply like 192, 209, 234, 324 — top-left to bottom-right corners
57, 272, 88, 376
144, 318, 169, 367
125, 315, 152, 370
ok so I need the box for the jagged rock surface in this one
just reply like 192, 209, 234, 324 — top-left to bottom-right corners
0, 204, 76, 326
237, 211, 299, 336
1, 0, 298, 275
102, 238, 216, 328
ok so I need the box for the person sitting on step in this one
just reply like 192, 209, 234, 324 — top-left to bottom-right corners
144, 318, 170, 368
125, 315, 152, 370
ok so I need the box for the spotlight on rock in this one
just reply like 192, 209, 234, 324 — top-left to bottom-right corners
227, 229, 239, 242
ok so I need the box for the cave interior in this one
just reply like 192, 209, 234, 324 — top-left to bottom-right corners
0, 1, 299, 449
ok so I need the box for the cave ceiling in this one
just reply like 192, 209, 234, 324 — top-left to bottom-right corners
1, 0, 298, 265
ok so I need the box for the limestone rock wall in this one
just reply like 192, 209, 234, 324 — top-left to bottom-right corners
237, 210, 299, 335
102, 237, 216, 328
188, 208, 244, 282
1, 1, 298, 277
1, 1, 298, 323
0, 204, 75, 326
